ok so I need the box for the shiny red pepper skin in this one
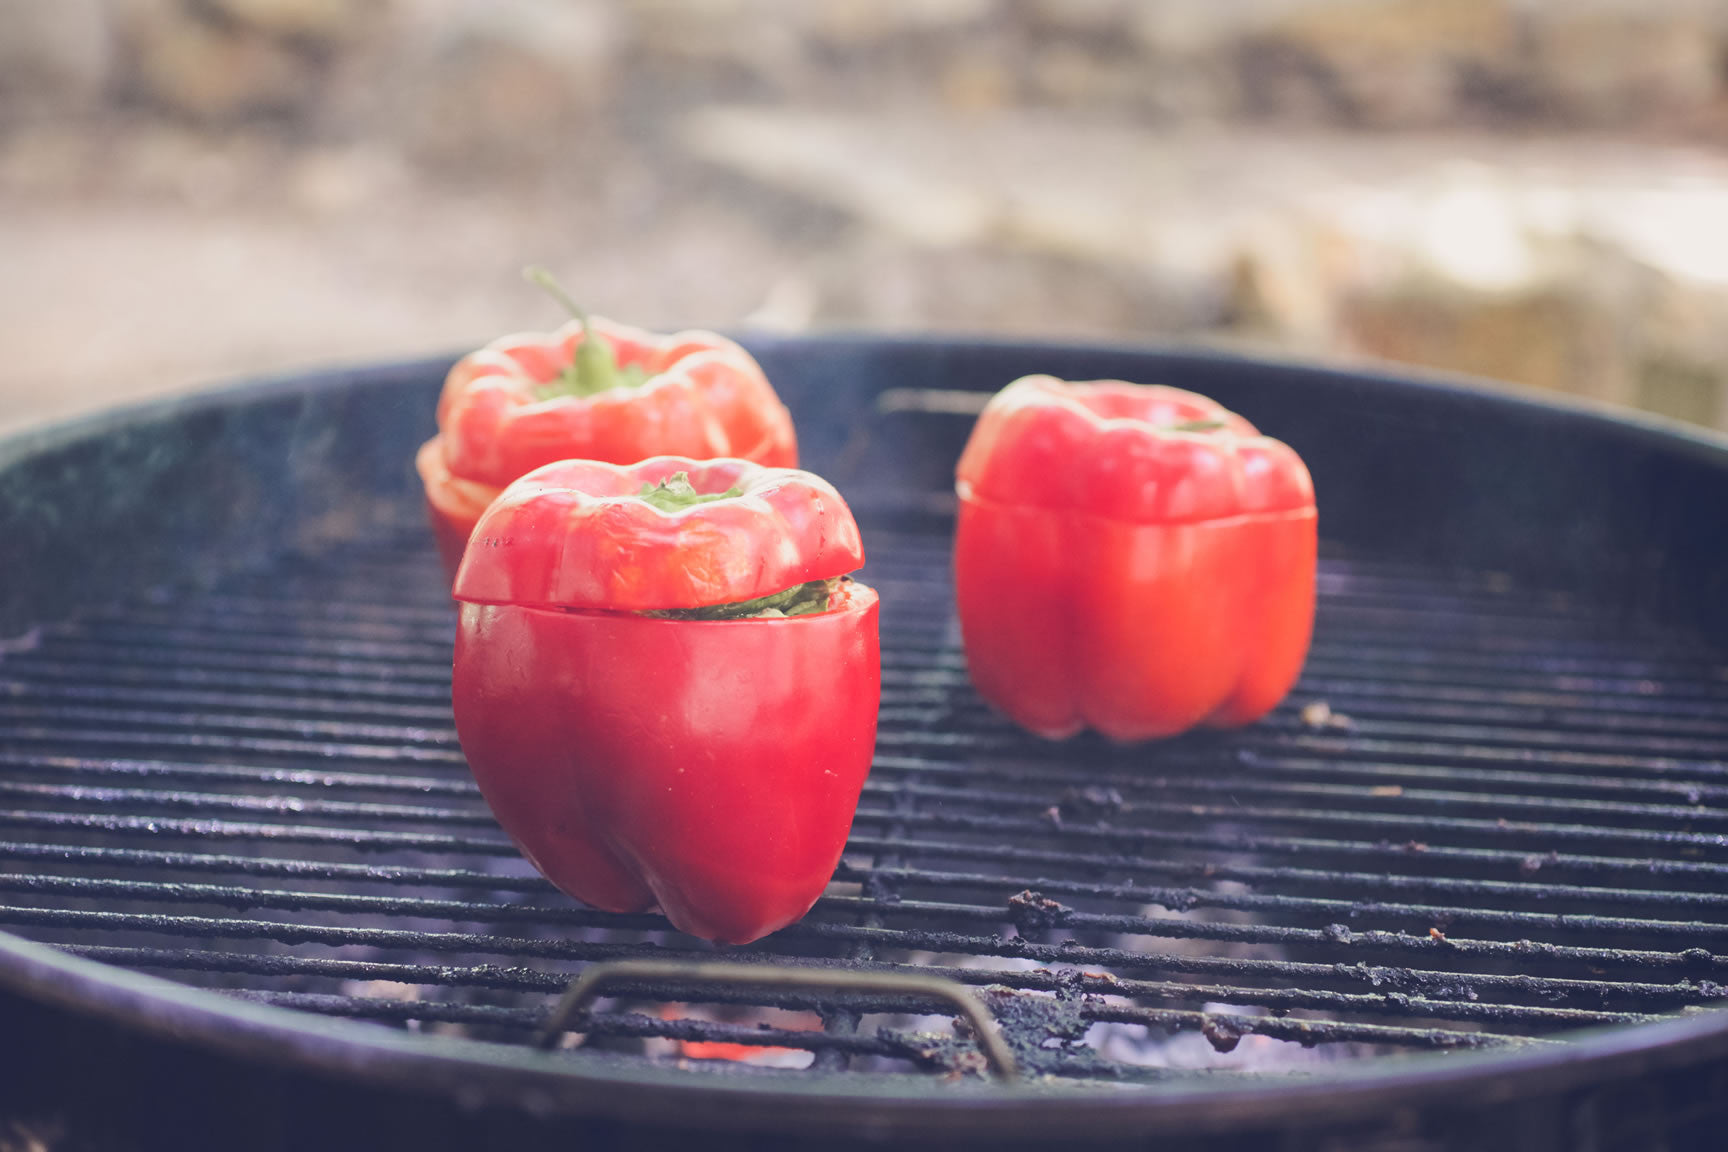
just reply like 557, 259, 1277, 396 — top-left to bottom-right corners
418, 318, 797, 576
451, 457, 879, 945
954, 375, 1316, 742
454, 583, 879, 945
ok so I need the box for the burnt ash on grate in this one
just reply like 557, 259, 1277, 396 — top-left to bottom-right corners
1, 525, 1727, 1083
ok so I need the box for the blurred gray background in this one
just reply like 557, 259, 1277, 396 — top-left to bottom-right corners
3, 0, 1726, 434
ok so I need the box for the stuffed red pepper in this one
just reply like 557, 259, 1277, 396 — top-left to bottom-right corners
451, 456, 879, 945
954, 375, 1316, 742
418, 274, 797, 576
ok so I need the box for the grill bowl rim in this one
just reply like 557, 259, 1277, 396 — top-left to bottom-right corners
4, 336, 1728, 1138
7, 929, 1728, 1139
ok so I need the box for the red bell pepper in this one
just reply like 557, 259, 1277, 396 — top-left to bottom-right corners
418, 275, 797, 576
451, 456, 879, 945
954, 375, 1316, 742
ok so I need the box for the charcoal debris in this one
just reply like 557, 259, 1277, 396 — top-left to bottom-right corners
1007, 889, 1071, 931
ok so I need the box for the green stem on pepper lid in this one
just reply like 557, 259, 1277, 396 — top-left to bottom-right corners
524, 265, 651, 399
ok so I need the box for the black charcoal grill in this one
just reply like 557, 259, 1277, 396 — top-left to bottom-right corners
2, 337, 1727, 1151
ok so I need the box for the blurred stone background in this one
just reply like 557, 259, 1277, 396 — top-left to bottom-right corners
2, 0, 1727, 434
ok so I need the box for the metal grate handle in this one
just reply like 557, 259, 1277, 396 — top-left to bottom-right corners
536, 959, 1020, 1081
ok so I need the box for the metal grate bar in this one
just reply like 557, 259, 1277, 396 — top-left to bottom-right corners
15, 681, 1728, 769
843, 839, 1728, 914
1279, 678, 1728, 721
40, 621, 1722, 697
53, 943, 1695, 1028
0, 753, 477, 795
4, 529, 1728, 1082
880, 648, 1728, 703
53, 927, 1716, 1013
0, 704, 456, 745
2, 641, 453, 684
0, 811, 515, 853
868, 752, 1728, 813
849, 794, 1728, 858
876, 686, 1728, 734
13, 710, 1728, 829
33, 680, 1721, 759
5, 893, 1726, 980
37, 586, 1728, 682
874, 725, 1728, 785
15, 714, 1722, 809
7, 761, 1725, 840
11, 801, 1728, 894
12, 833, 1728, 922
855, 770, 1728, 832
13, 863, 1728, 974
0, 683, 454, 724
88, 602, 458, 639
0, 659, 450, 703
49, 621, 453, 663
0, 841, 544, 889
0, 728, 468, 763
0, 783, 490, 825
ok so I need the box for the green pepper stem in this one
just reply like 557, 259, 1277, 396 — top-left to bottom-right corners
525, 265, 590, 327
524, 264, 619, 396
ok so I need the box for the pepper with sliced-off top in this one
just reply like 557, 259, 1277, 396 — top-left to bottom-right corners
954, 375, 1316, 742
451, 456, 878, 945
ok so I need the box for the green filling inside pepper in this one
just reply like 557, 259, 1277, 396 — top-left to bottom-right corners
635, 472, 744, 513
641, 578, 840, 621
